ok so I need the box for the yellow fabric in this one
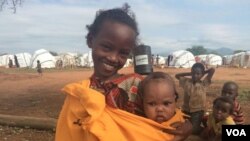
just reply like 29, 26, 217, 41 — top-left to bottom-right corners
55, 80, 186, 141
207, 114, 235, 135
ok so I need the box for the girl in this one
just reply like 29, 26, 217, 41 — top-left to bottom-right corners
56, 4, 191, 141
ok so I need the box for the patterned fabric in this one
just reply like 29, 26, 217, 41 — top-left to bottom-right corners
207, 114, 235, 136
232, 100, 244, 124
90, 73, 143, 113
179, 77, 211, 113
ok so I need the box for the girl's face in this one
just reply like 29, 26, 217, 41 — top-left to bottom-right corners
213, 101, 231, 122
143, 80, 176, 123
222, 84, 238, 100
88, 21, 136, 81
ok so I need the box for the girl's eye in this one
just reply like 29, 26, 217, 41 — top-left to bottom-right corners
101, 44, 111, 51
120, 51, 130, 58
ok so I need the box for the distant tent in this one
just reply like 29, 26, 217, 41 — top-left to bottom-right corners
230, 51, 250, 68
169, 50, 195, 68
123, 58, 133, 67
223, 55, 233, 65
15, 53, 32, 68
0, 54, 15, 68
30, 49, 56, 68
196, 54, 222, 66
82, 51, 93, 67
59, 52, 78, 68
153, 55, 166, 65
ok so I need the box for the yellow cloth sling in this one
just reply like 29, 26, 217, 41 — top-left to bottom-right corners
55, 80, 185, 141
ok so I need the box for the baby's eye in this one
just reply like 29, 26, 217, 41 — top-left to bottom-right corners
147, 102, 156, 106
163, 101, 171, 106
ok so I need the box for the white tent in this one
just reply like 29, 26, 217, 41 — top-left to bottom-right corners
169, 50, 195, 68
123, 58, 133, 67
0, 54, 15, 68
82, 51, 93, 67
223, 55, 233, 65
196, 54, 222, 66
154, 55, 166, 65
30, 49, 56, 68
58, 52, 78, 68
15, 53, 32, 68
230, 51, 250, 67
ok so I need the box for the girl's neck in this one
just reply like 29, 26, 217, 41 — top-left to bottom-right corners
93, 73, 122, 82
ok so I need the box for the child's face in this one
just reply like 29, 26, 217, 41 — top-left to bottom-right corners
222, 84, 238, 100
191, 67, 203, 82
213, 101, 231, 122
143, 80, 176, 123
88, 21, 136, 80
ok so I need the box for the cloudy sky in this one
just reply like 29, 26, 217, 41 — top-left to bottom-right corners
0, 0, 250, 55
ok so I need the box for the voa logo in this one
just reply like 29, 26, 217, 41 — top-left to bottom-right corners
226, 129, 246, 136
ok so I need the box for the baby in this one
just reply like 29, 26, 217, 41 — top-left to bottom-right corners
138, 72, 184, 123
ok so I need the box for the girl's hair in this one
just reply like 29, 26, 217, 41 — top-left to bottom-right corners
191, 63, 205, 73
138, 72, 179, 101
213, 96, 234, 114
86, 3, 139, 41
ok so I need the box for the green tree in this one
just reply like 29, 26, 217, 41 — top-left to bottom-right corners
233, 50, 246, 54
186, 45, 207, 56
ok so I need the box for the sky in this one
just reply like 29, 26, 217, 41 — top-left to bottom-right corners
0, 0, 250, 55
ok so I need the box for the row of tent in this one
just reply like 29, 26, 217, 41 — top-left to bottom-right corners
153, 50, 250, 68
1, 49, 249, 69
0, 49, 132, 69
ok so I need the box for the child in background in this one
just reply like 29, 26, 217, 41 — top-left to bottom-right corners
201, 96, 235, 141
221, 81, 244, 124
175, 63, 215, 135
36, 60, 42, 76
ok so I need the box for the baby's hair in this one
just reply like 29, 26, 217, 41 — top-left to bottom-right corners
222, 81, 239, 91
191, 63, 205, 73
213, 96, 234, 114
86, 3, 139, 41
138, 72, 179, 101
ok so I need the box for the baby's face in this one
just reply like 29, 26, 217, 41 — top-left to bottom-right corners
143, 80, 176, 123
213, 101, 231, 122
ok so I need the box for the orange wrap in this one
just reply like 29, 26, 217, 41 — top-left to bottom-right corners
55, 80, 185, 141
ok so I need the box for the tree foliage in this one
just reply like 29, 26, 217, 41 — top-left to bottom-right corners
233, 50, 246, 54
0, 0, 23, 13
186, 45, 207, 56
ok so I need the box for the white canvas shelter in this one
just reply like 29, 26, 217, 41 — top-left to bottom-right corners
58, 52, 78, 68
0, 54, 15, 68
123, 58, 133, 67
169, 50, 195, 68
15, 53, 32, 68
30, 49, 56, 68
230, 51, 250, 67
154, 55, 166, 65
222, 55, 233, 65
82, 51, 93, 67
196, 54, 222, 66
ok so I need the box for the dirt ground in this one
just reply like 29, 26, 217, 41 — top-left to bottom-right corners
0, 66, 250, 141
